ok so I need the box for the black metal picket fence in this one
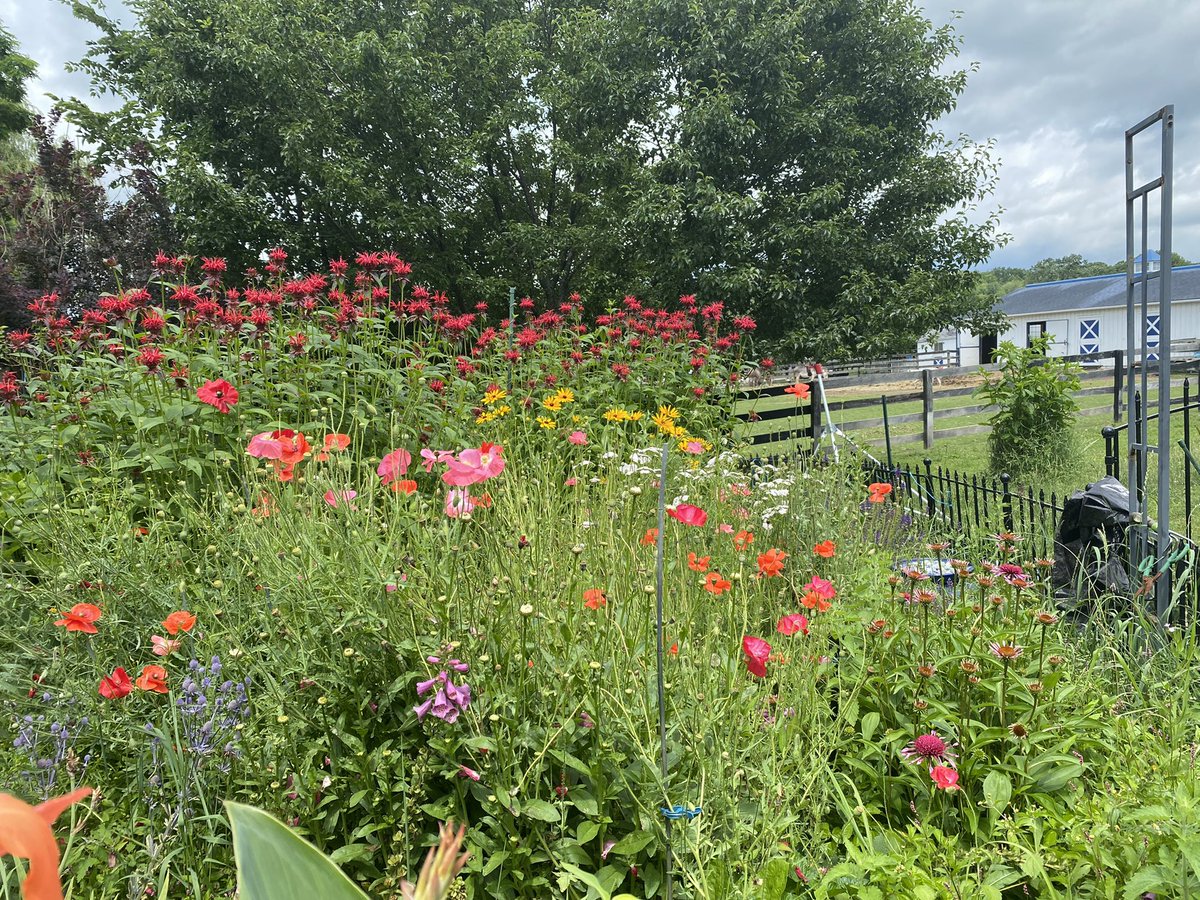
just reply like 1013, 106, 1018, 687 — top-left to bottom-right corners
863, 459, 1065, 559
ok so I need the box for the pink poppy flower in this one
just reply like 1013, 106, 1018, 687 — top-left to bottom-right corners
776, 614, 809, 636
443, 442, 506, 486
378, 448, 412, 484
445, 489, 476, 518
567, 430, 588, 445
323, 489, 357, 509
742, 635, 771, 678
667, 503, 707, 527
717, 523, 734, 534
151, 635, 181, 656
805, 576, 836, 600
421, 448, 456, 473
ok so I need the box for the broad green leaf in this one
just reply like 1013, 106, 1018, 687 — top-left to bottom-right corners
610, 830, 654, 856
860, 711, 880, 743
226, 801, 369, 900
576, 821, 600, 845
522, 799, 561, 822
758, 858, 791, 900
982, 771, 1012, 812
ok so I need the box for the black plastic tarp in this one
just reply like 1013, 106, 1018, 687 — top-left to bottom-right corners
1052, 476, 1133, 598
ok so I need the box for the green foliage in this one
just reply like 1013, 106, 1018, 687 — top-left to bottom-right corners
0, 22, 35, 143
227, 801, 370, 900
61, 0, 1003, 357
975, 334, 1081, 480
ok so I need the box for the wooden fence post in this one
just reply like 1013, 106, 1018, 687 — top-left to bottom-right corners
922, 369, 934, 450
809, 379, 823, 450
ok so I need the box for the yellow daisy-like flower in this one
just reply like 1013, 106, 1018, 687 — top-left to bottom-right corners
652, 409, 685, 436
536, 416, 557, 429
476, 410, 497, 424
552, 388, 576, 405
630, 411, 644, 421
542, 397, 564, 412
657, 404, 680, 421
604, 408, 632, 422
482, 387, 508, 406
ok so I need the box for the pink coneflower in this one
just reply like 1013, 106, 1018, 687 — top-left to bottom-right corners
900, 732, 958, 770
990, 641, 1024, 661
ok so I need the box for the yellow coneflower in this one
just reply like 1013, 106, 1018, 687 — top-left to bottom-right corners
536, 416, 557, 429
482, 387, 508, 406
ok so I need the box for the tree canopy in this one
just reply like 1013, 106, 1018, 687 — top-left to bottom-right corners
0, 21, 36, 143
63, 0, 1004, 357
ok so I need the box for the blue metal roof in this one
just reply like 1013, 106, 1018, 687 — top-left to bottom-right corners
1001, 265, 1200, 316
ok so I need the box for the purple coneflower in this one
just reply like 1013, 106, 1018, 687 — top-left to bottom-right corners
990, 641, 1023, 661
900, 731, 958, 770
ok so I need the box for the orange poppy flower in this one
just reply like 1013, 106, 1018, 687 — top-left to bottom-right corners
54, 603, 101, 634
0, 786, 93, 900
583, 589, 607, 610
135, 665, 169, 694
668, 642, 679, 656
316, 432, 352, 461
784, 382, 811, 399
639, 528, 658, 547
687, 552, 711, 572
757, 548, 787, 577
801, 591, 832, 613
813, 540, 836, 558
162, 610, 196, 635
390, 479, 419, 495
703, 572, 732, 595
733, 530, 754, 551
867, 482, 893, 503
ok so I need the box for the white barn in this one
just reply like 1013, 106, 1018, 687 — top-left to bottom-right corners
922, 261, 1200, 367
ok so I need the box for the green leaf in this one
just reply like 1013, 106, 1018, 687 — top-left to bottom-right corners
522, 799, 561, 823
610, 830, 655, 856
861, 711, 880, 743
226, 801, 369, 900
576, 821, 600, 845
982, 771, 1012, 813
758, 858, 791, 900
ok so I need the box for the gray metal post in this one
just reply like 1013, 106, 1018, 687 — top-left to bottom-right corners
1124, 105, 1175, 622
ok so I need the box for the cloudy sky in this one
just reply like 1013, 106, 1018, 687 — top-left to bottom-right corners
3, 0, 1198, 270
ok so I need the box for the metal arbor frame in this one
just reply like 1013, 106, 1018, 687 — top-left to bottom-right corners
1124, 105, 1174, 619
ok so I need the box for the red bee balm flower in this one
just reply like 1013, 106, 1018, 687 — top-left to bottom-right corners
54, 603, 101, 634
196, 379, 239, 413
742, 636, 771, 678
98, 667, 133, 699
136, 665, 168, 694
667, 503, 707, 527
162, 610, 196, 635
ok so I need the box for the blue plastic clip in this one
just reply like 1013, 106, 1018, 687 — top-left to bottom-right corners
660, 804, 702, 821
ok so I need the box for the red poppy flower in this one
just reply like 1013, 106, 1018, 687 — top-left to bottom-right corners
783, 382, 811, 399
667, 504, 707, 527
316, 433, 351, 461
639, 528, 658, 546
801, 591, 831, 613
703, 572, 732, 595
54, 603, 101, 634
757, 548, 787, 577
668, 642, 679, 656
98, 667, 133, 699
868, 482, 893, 503
583, 589, 607, 610
390, 479, 418, 495
733, 530, 754, 551
196, 379, 239, 413
931, 765, 960, 791
687, 552, 710, 572
162, 610, 196, 635
813, 540, 836, 558
135, 665, 169, 694
742, 635, 771, 677
776, 614, 809, 636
